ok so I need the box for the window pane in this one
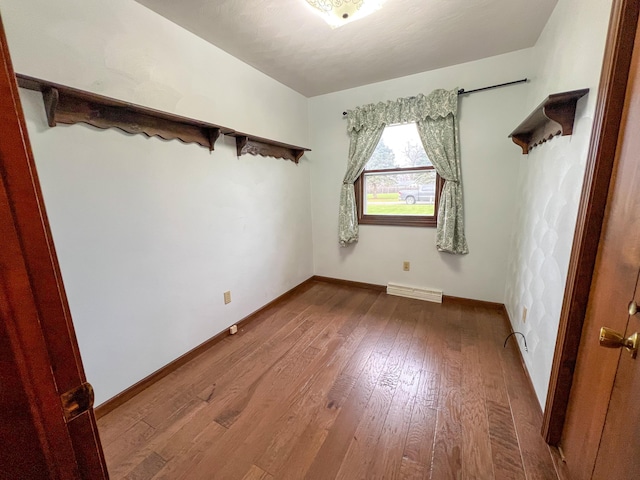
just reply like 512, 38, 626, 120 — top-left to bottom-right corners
366, 123, 432, 170
364, 170, 436, 216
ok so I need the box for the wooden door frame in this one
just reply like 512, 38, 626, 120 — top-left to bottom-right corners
542, 0, 640, 444
0, 14, 108, 478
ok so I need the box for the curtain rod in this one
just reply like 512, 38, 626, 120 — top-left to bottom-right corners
341, 78, 528, 116
457, 78, 528, 96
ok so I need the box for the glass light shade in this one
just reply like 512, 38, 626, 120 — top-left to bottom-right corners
305, 0, 384, 28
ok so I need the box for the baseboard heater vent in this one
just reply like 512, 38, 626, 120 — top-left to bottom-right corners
386, 282, 443, 303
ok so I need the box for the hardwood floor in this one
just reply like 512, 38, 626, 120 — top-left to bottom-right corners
97, 280, 559, 479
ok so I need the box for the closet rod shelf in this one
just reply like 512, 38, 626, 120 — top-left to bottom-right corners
509, 88, 589, 154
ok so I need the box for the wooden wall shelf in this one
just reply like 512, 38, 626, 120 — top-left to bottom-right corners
226, 132, 310, 164
509, 89, 589, 154
17, 74, 233, 151
16, 74, 310, 161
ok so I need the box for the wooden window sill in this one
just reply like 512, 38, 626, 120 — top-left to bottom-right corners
359, 215, 436, 227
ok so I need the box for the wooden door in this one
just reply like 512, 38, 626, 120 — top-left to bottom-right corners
0, 15, 108, 480
559, 15, 640, 480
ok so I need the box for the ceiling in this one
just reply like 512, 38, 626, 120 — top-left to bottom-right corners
134, 0, 558, 97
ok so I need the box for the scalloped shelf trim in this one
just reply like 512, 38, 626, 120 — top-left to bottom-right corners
226, 132, 309, 164
509, 89, 589, 154
16, 74, 310, 162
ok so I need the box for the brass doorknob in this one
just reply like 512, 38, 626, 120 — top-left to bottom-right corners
599, 327, 638, 358
629, 300, 639, 316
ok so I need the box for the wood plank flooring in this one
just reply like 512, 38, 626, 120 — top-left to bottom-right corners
97, 280, 559, 479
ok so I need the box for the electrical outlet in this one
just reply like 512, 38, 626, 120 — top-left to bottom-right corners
522, 306, 527, 323
403, 261, 410, 271
224, 291, 231, 304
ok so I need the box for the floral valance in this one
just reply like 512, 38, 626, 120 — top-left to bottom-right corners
345, 88, 458, 133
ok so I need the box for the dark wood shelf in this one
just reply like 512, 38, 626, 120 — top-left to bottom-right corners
16, 74, 310, 162
509, 88, 589, 154
17, 74, 233, 151
226, 132, 310, 164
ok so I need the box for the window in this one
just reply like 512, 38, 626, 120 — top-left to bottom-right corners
355, 123, 442, 227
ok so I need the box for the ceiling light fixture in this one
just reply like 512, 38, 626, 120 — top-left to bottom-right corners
305, 0, 384, 28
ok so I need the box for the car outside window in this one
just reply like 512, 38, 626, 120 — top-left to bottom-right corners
354, 123, 441, 227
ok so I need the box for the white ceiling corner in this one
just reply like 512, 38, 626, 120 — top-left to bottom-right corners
134, 0, 558, 97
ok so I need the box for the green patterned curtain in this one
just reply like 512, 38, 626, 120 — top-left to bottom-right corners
342, 88, 468, 253
416, 91, 468, 254
338, 124, 385, 246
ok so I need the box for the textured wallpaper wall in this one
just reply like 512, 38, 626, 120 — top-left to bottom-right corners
504, 0, 614, 408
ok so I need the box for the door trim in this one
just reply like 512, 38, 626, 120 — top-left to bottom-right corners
0, 14, 108, 478
542, 0, 640, 444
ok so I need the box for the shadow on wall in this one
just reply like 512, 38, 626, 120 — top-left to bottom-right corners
339, 241, 356, 261
440, 252, 463, 273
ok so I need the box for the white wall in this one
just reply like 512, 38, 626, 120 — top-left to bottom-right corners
504, 0, 613, 408
0, 0, 308, 145
2, 0, 313, 405
308, 50, 533, 303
